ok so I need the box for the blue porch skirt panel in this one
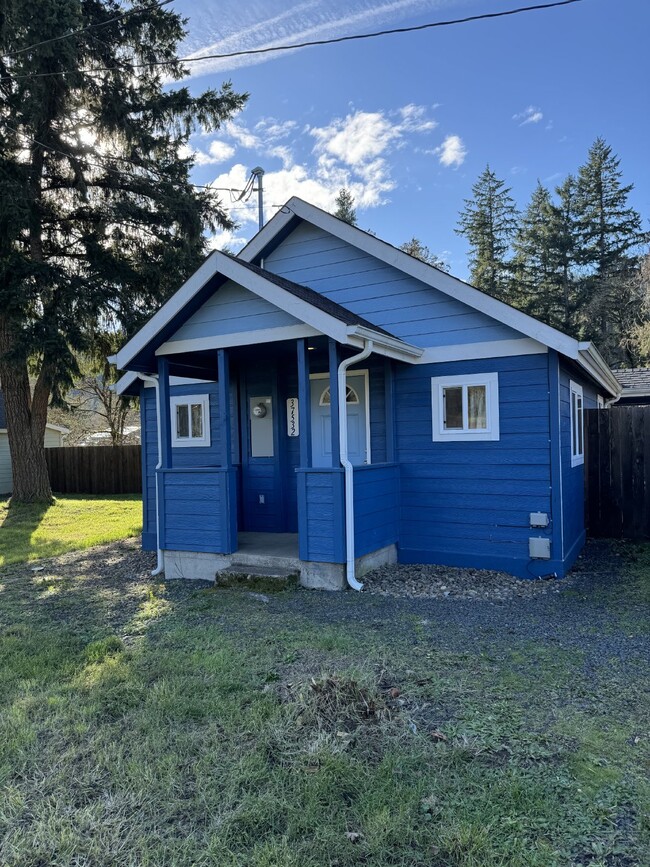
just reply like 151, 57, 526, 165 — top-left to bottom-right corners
158, 467, 237, 554
296, 467, 345, 563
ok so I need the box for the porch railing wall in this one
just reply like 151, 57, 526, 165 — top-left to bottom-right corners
159, 466, 237, 554
296, 468, 345, 563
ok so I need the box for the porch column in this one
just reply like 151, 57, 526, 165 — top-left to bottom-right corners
328, 338, 341, 467
217, 348, 237, 553
296, 338, 312, 467
384, 358, 396, 462
157, 356, 172, 468
217, 349, 232, 468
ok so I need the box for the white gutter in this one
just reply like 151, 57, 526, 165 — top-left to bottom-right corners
135, 373, 164, 576
338, 340, 373, 591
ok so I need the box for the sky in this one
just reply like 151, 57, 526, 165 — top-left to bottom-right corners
171, 0, 649, 278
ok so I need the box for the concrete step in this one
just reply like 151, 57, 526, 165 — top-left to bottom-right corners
217, 563, 299, 580
229, 551, 301, 572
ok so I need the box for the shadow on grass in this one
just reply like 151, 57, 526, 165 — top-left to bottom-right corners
0, 499, 52, 566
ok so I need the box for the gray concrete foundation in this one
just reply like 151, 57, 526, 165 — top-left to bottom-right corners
299, 543, 397, 591
163, 550, 231, 581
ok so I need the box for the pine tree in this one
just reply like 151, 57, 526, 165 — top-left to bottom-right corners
573, 139, 644, 358
333, 188, 357, 225
400, 238, 450, 271
511, 183, 569, 329
553, 175, 580, 331
456, 166, 519, 300
0, 0, 247, 501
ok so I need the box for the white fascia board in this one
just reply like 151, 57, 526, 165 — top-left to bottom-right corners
418, 338, 547, 365
243, 197, 584, 359
45, 423, 70, 434
345, 325, 424, 362
576, 343, 620, 397
115, 251, 221, 370
618, 387, 650, 398
114, 370, 141, 395
157, 324, 320, 356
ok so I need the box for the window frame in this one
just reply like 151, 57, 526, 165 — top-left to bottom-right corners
431, 372, 500, 442
170, 393, 211, 448
569, 380, 584, 467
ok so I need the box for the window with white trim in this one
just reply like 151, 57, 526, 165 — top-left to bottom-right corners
569, 380, 584, 466
431, 373, 500, 442
170, 394, 210, 447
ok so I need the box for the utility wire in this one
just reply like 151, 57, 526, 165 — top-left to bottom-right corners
3, 0, 175, 60
5, 122, 238, 195
1, 0, 584, 82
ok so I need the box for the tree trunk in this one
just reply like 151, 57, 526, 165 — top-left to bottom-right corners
0, 317, 53, 503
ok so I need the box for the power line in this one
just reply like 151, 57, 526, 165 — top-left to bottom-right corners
4, 122, 239, 196
3, 0, 174, 60
1, 1, 584, 83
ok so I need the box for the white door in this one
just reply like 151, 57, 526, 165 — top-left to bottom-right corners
310, 373, 369, 467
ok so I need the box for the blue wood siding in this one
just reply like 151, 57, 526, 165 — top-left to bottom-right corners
353, 464, 399, 557
559, 362, 598, 566
264, 223, 524, 348
172, 280, 300, 342
395, 354, 557, 577
160, 468, 236, 554
141, 387, 158, 549
296, 468, 345, 562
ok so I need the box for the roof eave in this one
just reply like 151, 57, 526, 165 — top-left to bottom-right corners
576, 342, 621, 397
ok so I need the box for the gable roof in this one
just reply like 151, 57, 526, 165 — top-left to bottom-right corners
113, 247, 423, 376
240, 197, 620, 397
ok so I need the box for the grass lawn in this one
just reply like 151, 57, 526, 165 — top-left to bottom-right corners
0, 495, 142, 567
0, 541, 648, 866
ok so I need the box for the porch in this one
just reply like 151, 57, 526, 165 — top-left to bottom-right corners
151, 336, 401, 588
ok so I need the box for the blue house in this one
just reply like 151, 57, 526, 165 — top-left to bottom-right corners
113, 197, 620, 589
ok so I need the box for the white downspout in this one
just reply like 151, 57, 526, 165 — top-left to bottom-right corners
338, 340, 373, 591
136, 373, 164, 576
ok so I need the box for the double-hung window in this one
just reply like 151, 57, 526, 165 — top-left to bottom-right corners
170, 394, 211, 447
431, 373, 500, 442
569, 380, 584, 466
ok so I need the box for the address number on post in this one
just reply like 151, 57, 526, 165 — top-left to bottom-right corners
286, 398, 299, 437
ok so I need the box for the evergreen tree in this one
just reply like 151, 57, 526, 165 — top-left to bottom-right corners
553, 175, 580, 331
0, 0, 247, 501
333, 188, 357, 225
573, 139, 644, 357
400, 237, 450, 271
575, 138, 643, 273
511, 182, 568, 329
456, 166, 519, 300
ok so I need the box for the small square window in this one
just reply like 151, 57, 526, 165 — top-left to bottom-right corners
569, 380, 584, 467
170, 394, 210, 447
432, 373, 499, 442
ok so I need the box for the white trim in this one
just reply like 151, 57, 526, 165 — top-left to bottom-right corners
419, 338, 546, 364
157, 324, 320, 356
556, 371, 565, 559
170, 393, 211, 448
431, 373, 500, 442
569, 380, 584, 467
45, 423, 70, 435
115, 372, 214, 394
310, 369, 371, 465
241, 197, 619, 395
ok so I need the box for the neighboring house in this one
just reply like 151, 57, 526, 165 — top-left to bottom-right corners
78, 425, 141, 446
114, 197, 620, 588
612, 368, 650, 406
0, 390, 69, 495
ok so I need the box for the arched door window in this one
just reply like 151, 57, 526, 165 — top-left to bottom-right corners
319, 384, 360, 407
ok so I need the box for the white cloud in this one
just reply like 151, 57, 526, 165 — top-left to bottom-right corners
179, 140, 235, 166
310, 111, 400, 166
397, 103, 438, 132
513, 105, 543, 125
434, 134, 466, 168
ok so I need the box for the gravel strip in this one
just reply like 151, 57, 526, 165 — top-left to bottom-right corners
362, 561, 565, 601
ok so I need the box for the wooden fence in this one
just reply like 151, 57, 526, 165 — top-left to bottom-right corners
585, 406, 649, 539
45, 445, 142, 495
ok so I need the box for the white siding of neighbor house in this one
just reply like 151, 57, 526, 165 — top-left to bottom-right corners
0, 432, 11, 494
0, 427, 63, 494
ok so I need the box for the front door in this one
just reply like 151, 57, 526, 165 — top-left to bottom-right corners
310, 372, 369, 467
